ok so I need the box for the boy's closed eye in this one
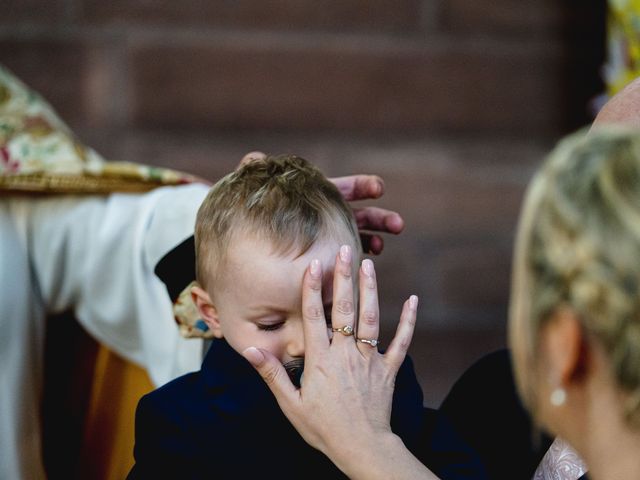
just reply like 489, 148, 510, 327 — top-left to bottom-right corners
257, 322, 285, 332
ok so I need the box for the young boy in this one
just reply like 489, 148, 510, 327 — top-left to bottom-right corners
128, 156, 481, 479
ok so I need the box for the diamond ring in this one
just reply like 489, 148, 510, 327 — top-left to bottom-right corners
357, 338, 379, 347
331, 325, 354, 336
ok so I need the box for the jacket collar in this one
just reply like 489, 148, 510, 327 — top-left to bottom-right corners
200, 338, 260, 386
199, 339, 277, 415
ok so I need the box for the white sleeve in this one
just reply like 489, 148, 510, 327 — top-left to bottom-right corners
28, 183, 210, 386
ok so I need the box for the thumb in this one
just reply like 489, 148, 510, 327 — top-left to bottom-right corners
242, 347, 298, 402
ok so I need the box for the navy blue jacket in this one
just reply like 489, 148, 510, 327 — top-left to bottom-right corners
129, 339, 485, 479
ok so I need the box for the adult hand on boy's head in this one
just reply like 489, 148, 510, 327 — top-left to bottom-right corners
330, 174, 404, 254
237, 152, 405, 255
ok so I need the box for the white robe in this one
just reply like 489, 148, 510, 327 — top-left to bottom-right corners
0, 182, 209, 480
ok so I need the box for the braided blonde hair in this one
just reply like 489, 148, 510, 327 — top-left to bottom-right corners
510, 127, 640, 426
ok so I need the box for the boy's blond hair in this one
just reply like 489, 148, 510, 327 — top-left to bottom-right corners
510, 127, 640, 427
195, 155, 361, 291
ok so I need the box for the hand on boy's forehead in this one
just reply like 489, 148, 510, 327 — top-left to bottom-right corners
222, 237, 337, 310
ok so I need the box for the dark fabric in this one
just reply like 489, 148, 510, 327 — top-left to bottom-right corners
439, 349, 554, 480
129, 339, 485, 479
419, 409, 487, 480
154, 235, 196, 301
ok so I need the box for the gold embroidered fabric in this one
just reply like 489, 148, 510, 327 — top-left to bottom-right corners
173, 281, 215, 339
0, 64, 200, 194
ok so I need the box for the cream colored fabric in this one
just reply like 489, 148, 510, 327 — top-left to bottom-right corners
0, 65, 210, 479
1, 184, 209, 479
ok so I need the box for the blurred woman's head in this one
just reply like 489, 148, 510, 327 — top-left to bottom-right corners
509, 127, 640, 437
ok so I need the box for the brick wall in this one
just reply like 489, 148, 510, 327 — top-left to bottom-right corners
2, 1, 606, 406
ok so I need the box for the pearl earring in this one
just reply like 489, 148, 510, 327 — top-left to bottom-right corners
550, 387, 566, 406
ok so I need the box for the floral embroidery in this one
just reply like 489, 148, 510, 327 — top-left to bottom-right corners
173, 281, 215, 339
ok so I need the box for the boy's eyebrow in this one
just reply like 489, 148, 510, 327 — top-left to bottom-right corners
245, 303, 333, 316
245, 304, 290, 315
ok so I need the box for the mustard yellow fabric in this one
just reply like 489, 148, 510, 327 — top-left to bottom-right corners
607, 0, 640, 95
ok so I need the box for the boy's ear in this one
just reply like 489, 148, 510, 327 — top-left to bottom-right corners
544, 306, 585, 387
191, 285, 224, 339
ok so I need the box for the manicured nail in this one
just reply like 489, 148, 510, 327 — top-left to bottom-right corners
374, 179, 383, 197
340, 245, 352, 263
362, 259, 374, 277
310, 259, 321, 278
409, 295, 418, 309
242, 347, 265, 366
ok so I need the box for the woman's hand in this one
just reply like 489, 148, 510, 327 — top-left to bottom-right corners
242, 246, 436, 479
238, 152, 404, 254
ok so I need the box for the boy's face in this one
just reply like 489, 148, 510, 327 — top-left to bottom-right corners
195, 234, 357, 367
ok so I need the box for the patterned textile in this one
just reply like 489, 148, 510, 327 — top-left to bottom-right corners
532, 437, 588, 480
0, 64, 200, 194
0, 63, 209, 340
606, 0, 640, 95
174, 281, 214, 339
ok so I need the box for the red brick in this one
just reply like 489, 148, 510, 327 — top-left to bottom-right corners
442, 0, 562, 35
1, 0, 67, 25
385, 173, 525, 238
337, 139, 543, 241
81, 44, 131, 129
0, 40, 88, 126
79, 0, 422, 33
432, 243, 513, 309
441, 0, 602, 37
372, 235, 514, 331
130, 38, 564, 135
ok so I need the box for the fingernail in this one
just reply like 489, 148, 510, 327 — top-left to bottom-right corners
409, 295, 418, 309
310, 259, 321, 279
362, 259, 374, 277
242, 347, 265, 367
340, 245, 352, 263
374, 178, 384, 197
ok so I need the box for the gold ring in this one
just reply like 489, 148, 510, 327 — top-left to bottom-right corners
357, 337, 379, 347
331, 325, 354, 336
